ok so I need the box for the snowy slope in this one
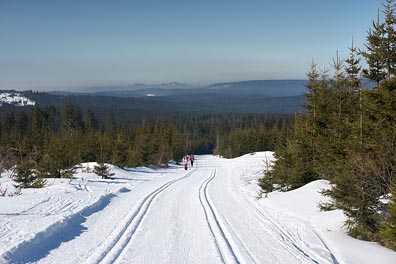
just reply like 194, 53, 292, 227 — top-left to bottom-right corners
0, 92, 36, 106
0, 154, 395, 264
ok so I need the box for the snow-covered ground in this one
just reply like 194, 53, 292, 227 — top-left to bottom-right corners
0, 153, 395, 264
0, 92, 35, 107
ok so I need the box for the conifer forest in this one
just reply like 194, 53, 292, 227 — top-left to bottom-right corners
260, 0, 396, 250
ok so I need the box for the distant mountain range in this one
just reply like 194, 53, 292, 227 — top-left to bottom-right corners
50, 80, 307, 98
0, 80, 308, 116
205, 80, 307, 97
75, 81, 194, 93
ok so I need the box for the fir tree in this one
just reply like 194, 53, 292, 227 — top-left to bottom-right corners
345, 38, 362, 90
109, 126, 129, 168
94, 162, 114, 179
361, 9, 387, 84
379, 184, 396, 250
382, 0, 396, 80
13, 161, 46, 189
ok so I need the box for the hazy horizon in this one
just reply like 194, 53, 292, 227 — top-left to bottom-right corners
0, 0, 382, 91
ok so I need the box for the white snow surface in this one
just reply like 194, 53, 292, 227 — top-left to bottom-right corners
0, 93, 36, 107
0, 153, 395, 264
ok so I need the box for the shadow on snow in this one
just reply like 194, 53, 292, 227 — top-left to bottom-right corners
4, 192, 120, 264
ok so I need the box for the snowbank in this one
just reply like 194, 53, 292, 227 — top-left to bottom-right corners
234, 152, 396, 264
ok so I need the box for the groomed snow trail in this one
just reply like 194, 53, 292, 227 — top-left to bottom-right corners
2, 155, 339, 264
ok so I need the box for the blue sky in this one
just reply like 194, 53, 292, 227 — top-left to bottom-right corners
0, 0, 383, 90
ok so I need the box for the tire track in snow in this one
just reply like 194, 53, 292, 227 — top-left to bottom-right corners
85, 169, 196, 264
198, 169, 243, 264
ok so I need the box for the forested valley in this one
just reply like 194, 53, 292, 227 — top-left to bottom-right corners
0, 102, 292, 181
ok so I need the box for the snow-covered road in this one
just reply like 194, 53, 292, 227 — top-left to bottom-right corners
1, 153, 395, 264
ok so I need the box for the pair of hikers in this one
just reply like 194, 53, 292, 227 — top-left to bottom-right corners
183, 154, 194, 170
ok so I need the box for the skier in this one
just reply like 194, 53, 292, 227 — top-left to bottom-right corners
189, 154, 194, 167
183, 155, 188, 170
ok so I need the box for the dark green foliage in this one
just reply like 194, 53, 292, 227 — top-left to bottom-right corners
213, 115, 291, 158
259, 63, 322, 191
261, 1, 396, 250
93, 163, 114, 179
361, 17, 387, 83
13, 161, 46, 189
380, 184, 396, 250
1, 101, 289, 178
321, 154, 385, 240
0, 147, 18, 171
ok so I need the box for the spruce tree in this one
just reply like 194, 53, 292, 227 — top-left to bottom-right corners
83, 109, 99, 132
321, 2, 396, 244
110, 126, 129, 168
361, 10, 387, 84
345, 38, 362, 90
13, 161, 46, 189
379, 184, 396, 250
260, 63, 323, 192
382, 0, 396, 80
94, 162, 114, 179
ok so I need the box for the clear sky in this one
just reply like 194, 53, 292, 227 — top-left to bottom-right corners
0, 0, 383, 90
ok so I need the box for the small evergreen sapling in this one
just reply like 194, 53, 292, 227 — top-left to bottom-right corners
93, 162, 114, 179
13, 161, 46, 189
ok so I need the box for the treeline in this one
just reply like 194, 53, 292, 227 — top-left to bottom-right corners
0, 102, 185, 176
214, 118, 289, 158
0, 102, 292, 181
260, 0, 396, 250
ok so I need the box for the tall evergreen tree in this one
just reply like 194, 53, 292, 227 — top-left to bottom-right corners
382, 0, 396, 80
361, 9, 387, 83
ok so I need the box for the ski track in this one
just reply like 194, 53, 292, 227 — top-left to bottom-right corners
207, 158, 319, 264
0, 155, 351, 264
228, 157, 337, 264
198, 169, 243, 264
312, 230, 340, 264
85, 169, 197, 264
242, 193, 334, 264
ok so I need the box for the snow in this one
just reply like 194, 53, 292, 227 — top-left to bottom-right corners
0, 152, 395, 264
0, 92, 36, 107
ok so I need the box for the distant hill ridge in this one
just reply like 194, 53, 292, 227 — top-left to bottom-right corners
51, 79, 307, 98
206, 80, 307, 97
0, 80, 308, 114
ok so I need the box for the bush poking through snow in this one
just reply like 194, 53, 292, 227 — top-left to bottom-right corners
93, 163, 114, 179
0, 183, 21, 197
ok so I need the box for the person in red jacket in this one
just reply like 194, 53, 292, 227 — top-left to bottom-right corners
189, 154, 194, 167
